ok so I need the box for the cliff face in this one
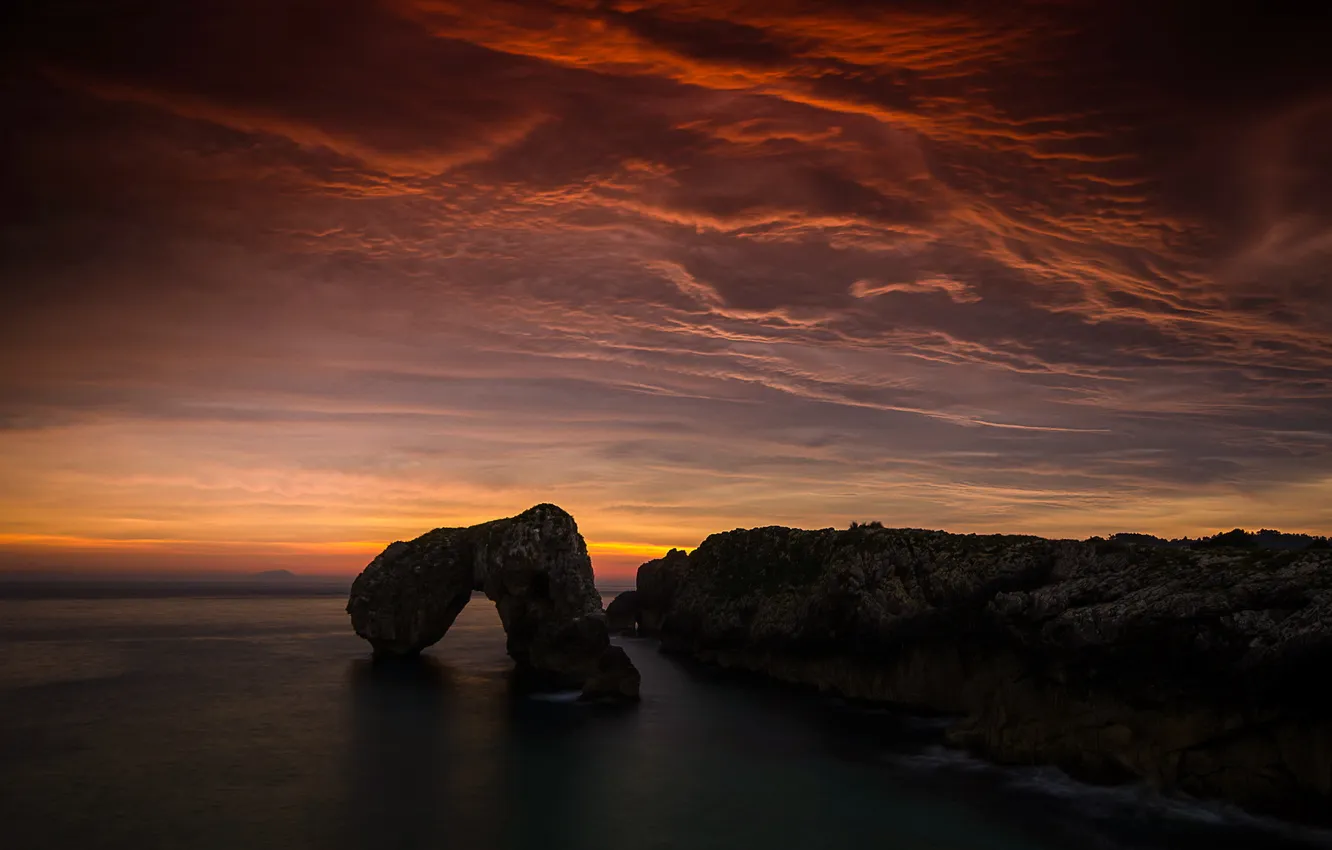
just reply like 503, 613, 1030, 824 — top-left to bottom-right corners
638, 525, 1332, 819
347, 504, 638, 698
636, 548, 689, 635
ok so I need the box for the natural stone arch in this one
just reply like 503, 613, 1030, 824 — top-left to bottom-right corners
346, 504, 639, 698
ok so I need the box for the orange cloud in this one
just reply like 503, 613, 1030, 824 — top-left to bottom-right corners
46, 67, 548, 179
3, 0, 1330, 580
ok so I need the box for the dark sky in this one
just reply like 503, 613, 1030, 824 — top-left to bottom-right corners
3, 1, 1331, 575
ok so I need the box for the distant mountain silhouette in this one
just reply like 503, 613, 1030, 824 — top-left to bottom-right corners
251, 569, 298, 580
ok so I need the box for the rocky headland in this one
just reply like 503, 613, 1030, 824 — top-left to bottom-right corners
621, 524, 1332, 820
347, 504, 639, 700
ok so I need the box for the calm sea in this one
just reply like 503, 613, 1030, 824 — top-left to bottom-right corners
1, 583, 1328, 850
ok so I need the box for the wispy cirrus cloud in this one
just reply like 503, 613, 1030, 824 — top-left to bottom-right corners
1, 0, 1330, 575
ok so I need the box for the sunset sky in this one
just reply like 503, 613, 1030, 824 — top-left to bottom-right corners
3, 1, 1331, 578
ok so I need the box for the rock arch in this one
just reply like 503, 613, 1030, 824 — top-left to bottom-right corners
346, 504, 638, 698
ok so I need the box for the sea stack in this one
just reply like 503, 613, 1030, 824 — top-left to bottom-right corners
346, 503, 639, 700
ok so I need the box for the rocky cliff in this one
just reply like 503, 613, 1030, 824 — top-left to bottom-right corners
347, 504, 639, 699
605, 589, 640, 635
635, 525, 1332, 820
636, 548, 688, 635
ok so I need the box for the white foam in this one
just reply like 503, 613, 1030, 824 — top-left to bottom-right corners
885, 745, 1332, 846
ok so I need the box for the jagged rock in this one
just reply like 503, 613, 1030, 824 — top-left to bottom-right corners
605, 590, 640, 635
579, 645, 641, 701
636, 548, 689, 635
641, 524, 1332, 821
346, 504, 639, 698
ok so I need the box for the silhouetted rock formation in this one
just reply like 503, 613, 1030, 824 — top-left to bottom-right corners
346, 504, 639, 700
605, 590, 640, 635
636, 524, 1332, 821
579, 645, 641, 701
636, 548, 689, 635
1105, 528, 1330, 551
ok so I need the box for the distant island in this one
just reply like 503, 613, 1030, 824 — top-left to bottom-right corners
251, 569, 299, 580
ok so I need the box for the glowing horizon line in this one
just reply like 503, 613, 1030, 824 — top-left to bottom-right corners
0, 533, 687, 559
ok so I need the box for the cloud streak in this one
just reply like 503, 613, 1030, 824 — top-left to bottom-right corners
2, 0, 1330, 576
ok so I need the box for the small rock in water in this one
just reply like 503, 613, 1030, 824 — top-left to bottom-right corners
579, 645, 641, 702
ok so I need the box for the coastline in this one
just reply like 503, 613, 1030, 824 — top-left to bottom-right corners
624, 525, 1332, 823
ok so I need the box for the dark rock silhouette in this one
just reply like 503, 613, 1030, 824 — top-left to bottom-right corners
578, 645, 641, 701
635, 548, 689, 635
1105, 527, 1329, 551
637, 523, 1332, 821
346, 504, 638, 699
605, 590, 640, 635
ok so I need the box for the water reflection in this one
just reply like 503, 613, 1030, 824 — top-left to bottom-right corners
347, 656, 454, 849
340, 607, 1332, 850
6, 591, 1328, 850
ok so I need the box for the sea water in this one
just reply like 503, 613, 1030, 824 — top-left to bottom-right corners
1, 585, 1328, 850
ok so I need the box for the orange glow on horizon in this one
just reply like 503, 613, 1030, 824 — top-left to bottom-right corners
0, 533, 686, 579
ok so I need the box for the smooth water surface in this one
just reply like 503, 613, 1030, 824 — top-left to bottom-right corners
1, 586, 1328, 850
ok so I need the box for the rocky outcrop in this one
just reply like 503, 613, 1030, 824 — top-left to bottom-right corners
636, 548, 689, 635
347, 504, 639, 699
605, 590, 640, 635
640, 524, 1332, 820
579, 645, 641, 701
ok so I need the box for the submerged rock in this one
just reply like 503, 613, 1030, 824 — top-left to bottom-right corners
346, 504, 639, 699
639, 524, 1332, 821
605, 590, 640, 635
